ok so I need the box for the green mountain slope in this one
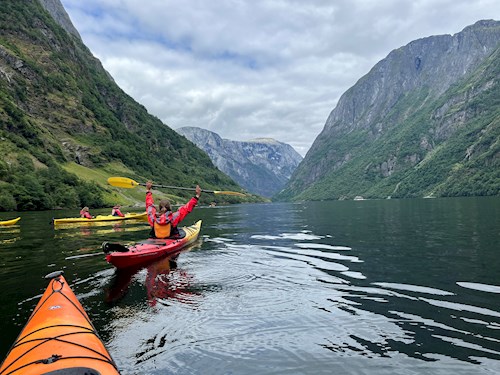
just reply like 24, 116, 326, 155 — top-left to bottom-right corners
0, 1, 250, 211
275, 21, 500, 201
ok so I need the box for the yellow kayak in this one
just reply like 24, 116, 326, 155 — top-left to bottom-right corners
0, 217, 21, 226
53, 212, 147, 225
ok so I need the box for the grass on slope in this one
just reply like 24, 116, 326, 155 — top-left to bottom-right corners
62, 162, 200, 208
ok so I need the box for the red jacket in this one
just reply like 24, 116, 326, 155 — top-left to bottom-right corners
146, 191, 198, 229
111, 208, 125, 217
80, 210, 92, 219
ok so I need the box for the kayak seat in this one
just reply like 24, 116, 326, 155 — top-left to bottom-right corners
41, 367, 103, 375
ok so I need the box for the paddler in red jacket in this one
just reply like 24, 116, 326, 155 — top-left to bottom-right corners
80, 206, 94, 219
145, 181, 201, 238
111, 205, 125, 217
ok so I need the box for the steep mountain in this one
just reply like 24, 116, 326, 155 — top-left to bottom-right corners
276, 20, 500, 201
0, 0, 247, 211
176, 127, 303, 197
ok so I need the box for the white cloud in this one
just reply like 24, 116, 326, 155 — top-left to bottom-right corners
60, 0, 500, 156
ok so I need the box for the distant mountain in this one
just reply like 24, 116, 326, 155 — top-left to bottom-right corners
276, 20, 500, 201
0, 0, 247, 211
176, 127, 303, 197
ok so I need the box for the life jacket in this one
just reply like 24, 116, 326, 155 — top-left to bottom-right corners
153, 221, 172, 238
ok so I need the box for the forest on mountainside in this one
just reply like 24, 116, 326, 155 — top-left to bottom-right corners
0, 1, 253, 211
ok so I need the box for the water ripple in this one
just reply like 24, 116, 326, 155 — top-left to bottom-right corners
292, 248, 363, 262
295, 243, 352, 251
341, 271, 367, 279
373, 282, 454, 296
263, 246, 349, 272
457, 282, 500, 294
432, 335, 500, 356
420, 298, 500, 319
251, 231, 323, 240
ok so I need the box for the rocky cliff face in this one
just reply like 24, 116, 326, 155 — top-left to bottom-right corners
324, 20, 499, 137
277, 20, 500, 201
176, 127, 303, 197
38, 0, 81, 39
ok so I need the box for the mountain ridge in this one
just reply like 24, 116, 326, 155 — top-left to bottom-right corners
276, 19, 500, 201
176, 126, 302, 198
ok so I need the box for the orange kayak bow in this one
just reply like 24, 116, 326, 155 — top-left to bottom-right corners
0, 271, 120, 375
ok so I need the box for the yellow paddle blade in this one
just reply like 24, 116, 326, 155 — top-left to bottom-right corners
214, 190, 247, 196
107, 177, 141, 189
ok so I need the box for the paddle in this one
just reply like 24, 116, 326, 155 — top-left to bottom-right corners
65, 253, 105, 260
107, 176, 247, 196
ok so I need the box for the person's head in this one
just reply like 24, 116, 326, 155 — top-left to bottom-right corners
82, 207, 89, 212
158, 199, 171, 214
113, 205, 120, 209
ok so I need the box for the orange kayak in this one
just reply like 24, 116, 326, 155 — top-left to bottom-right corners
0, 271, 120, 375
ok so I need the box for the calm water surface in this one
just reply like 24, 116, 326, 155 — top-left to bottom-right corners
0, 197, 499, 374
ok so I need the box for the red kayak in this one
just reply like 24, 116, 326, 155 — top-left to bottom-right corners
103, 220, 202, 269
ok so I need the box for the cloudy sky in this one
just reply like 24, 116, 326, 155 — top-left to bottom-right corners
59, 0, 499, 156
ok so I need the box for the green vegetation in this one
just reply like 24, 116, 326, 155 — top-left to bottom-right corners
0, 1, 257, 211
0, 152, 104, 211
276, 44, 500, 201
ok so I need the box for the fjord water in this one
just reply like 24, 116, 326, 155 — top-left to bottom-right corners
0, 197, 499, 374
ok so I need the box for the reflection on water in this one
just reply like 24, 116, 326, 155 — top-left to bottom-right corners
1, 199, 499, 374
145, 254, 199, 307
104, 240, 203, 306
0, 226, 21, 244
54, 222, 148, 238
